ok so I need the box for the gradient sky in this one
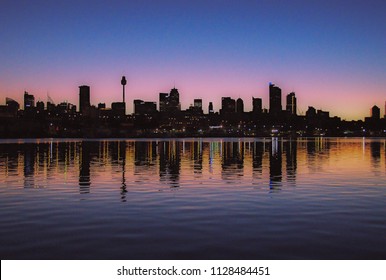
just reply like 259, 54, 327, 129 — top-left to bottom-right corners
1, 0, 385, 120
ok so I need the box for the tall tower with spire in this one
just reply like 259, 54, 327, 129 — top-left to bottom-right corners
121, 76, 127, 114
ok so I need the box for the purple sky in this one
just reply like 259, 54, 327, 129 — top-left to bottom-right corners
1, 0, 385, 120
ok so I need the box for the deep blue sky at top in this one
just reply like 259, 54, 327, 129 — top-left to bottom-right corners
1, 0, 385, 119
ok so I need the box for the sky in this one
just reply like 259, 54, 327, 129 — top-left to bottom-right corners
1, 0, 385, 120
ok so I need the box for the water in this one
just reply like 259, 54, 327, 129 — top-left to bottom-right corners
0, 138, 385, 259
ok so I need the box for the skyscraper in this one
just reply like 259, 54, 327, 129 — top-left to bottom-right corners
252, 97, 262, 114
79, 85, 90, 114
269, 83, 282, 117
220, 97, 236, 115
24, 91, 35, 110
192, 99, 203, 114
194, 99, 202, 110
286, 92, 297, 115
306, 106, 317, 119
236, 98, 244, 113
5, 97, 19, 116
208, 102, 214, 114
169, 87, 181, 112
371, 105, 380, 119
158, 88, 181, 113
134, 99, 157, 115
6, 97, 20, 111
159, 93, 168, 112
36, 101, 44, 111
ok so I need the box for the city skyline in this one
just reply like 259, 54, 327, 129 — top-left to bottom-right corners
1, 1, 385, 120
2, 77, 386, 139
2, 80, 385, 120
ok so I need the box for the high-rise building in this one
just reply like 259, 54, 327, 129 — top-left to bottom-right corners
5, 97, 19, 116
169, 87, 181, 111
159, 93, 168, 112
306, 106, 316, 119
236, 98, 244, 113
134, 99, 157, 115
79, 85, 90, 114
286, 92, 297, 115
112, 102, 126, 117
158, 88, 181, 113
36, 101, 44, 112
317, 109, 330, 120
269, 83, 282, 116
47, 102, 55, 112
208, 102, 214, 114
252, 97, 262, 114
24, 91, 35, 110
6, 97, 20, 111
189, 99, 203, 114
371, 105, 380, 119
220, 97, 236, 115
194, 99, 202, 110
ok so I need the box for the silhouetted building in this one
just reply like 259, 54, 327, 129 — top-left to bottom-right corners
269, 83, 282, 116
317, 109, 330, 119
306, 106, 317, 119
111, 102, 126, 117
36, 101, 44, 112
1, 97, 19, 117
286, 92, 297, 115
371, 105, 380, 119
208, 102, 214, 114
6, 97, 20, 113
236, 98, 244, 113
134, 99, 157, 115
57, 102, 76, 114
186, 99, 204, 115
159, 93, 168, 112
98, 103, 106, 109
194, 99, 202, 109
159, 88, 181, 113
79, 85, 91, 115
220, 97, 236, 115
24, 91, 35, 110
47, 101, 55, 112
252, 97, 262, 114
384, 101, 386, 119
169, 87, 181, 112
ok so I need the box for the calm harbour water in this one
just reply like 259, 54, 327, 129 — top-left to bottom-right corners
0, 137, 385, 260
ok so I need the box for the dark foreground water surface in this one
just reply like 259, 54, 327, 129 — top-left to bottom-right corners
0, 138, 385, 259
